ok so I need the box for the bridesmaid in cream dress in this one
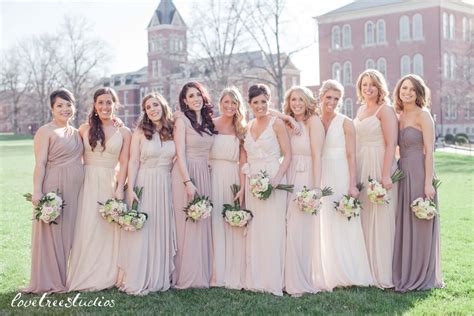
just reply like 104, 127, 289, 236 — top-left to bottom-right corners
353, 69, 398, 289
243, 84, 291, 296
118, 93, 176, 295
319, 80, 373, 289
67, 88, 131, 292
279, 86, 327, 296
23, 89, 84, 293
171, 82, 217, 289
210, 87, 247, 289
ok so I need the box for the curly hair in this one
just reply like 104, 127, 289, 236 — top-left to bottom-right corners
219, 86, 247, 140
393, 74, 431, 113
137, 93, 174, 141
178, 82, 217, 136
356, 69, 390, 106
88, 87, 119, 151
283, 86, 317, 121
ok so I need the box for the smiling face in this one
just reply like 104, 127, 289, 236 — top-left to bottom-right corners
249, 94, 269, 118
321, 89, 341, 115
289, 90, 306, 118
144, 97, 163, 123
51, 97, 75, 124
94, 93, 115, 121
184, 87, 204, 112
360, 75, 379, 103
399, 79, 417, 105
219, 94, 237, 118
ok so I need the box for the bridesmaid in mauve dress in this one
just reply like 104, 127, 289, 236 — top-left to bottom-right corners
209, 87, 247, 289
23, 89, 84, 293
67, 88, 131, 292
392, 74, 444, 292
118, 93, 176, 295
243, 84, 291, 296
353, 69, 398, 289
171, 82, 217, 289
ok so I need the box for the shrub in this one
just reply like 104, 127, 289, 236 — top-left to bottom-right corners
444, 134, 454, 144
455, 133, 469, 144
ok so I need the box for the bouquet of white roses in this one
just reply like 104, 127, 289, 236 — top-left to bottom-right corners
333, 183, 364, 221
184, 194, 213, 222
367, 169, 404, 205
118, 186, 148, 231
98, 198, 128, 223
411, 198, 438, 220
249, 170, 294, 200
295, 186, 333, 215
222, 184, 253, 227
24, 190, 64, 225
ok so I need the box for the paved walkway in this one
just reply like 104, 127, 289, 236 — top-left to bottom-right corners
436, 146, 474, 156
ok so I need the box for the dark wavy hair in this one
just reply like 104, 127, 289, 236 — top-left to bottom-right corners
178, 82, 217, 136
248, 83, 271, 103
88, 87, 119, 151
137, 92, 174, 141
393, 74, 431, 113
50, 88, 75, 109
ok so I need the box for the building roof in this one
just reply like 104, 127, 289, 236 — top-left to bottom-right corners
155, 0, 177, 24
320, 0, 406, 17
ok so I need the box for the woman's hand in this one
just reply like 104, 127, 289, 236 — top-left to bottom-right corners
114, 188, 125, 200
235, 187, 245, 206
112, 116, 125, 128
424, 184, 436, 200
381, 176, 393, 190
127, 189, 139, 208
269, 176, 282, 187
348, 186, 360, 198
185, 182, 197, 201
31, 192, 43, 206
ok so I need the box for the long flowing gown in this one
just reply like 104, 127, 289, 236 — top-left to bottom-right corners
171, 116, 214, 289
354, 105, 398, 289
210, 134, 246, 289
320, 113, 373, 288
23, 126, 84, 293
392, 127, 444, 292
119, 135, 177, 295
243, 116, 287, 296
67, 129, 123, 292
285, 122, 326, 295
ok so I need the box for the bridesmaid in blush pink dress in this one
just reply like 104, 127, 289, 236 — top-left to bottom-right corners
353, 69, 398, 289
243, 84, 291, 296
118, 93, 176, 295
67, 88, 131, 292
171, 82, 217, 289
210, 87, 247, 289
23, 89, 84, 293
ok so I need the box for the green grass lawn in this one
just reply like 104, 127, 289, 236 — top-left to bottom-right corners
0, 136, 473, 314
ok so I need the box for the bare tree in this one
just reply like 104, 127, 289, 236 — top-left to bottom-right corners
0, 47, 31, 133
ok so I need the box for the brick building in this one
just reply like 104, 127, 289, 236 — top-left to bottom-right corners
316, 0, 474, 138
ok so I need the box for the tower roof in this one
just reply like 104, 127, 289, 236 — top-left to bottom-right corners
155, 0, 177, 24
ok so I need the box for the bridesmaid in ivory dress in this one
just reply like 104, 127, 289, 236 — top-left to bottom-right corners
353, 69, 398, 289
67, 88, 131, 292
23, 89, 84, 293
210, 87, 247, 289
243, 84, 291, 296
171, 82, 217, 289
119, 92, 176, 295
318, 80, 373, 289
392, 74, 444, 292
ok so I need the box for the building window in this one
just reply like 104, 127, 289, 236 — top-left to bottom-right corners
343, 61, 352, 85
332, 63, 341, 83
450, 54, 456, 79
401, 55, 411, 76
152, 60, 158, 78
470, 19, 473, 42
413, 54, 424, 76
365, 21, 375, 45
449, 14, 455, 39
341, 98, 353, 118
377, 58, 387, 78
466, 127, 470, 134
399, 15, 410, 41
342, 24, 352, 48
366, 59, 375, 69
445, 96, 457, 120
443, 53, 449, 79
332, 26, 341, 50
443, 13, 449, 39
413, 14, 423, 40
376, 19, 386, 43
463, 17, 468, 41
123, 91, 128, 105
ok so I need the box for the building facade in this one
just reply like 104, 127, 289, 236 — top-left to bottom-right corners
317, 0, 474, 138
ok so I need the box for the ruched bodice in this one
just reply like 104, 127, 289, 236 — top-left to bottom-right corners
183, 116, 214, 161
290, 123, 311, 157
139, 136, 176, 169
210, 134, 239, 162
83, 129, 122, 168
46, 128, 83, 168
399, 127, 424, 159
354, 116, 385, 148
323, 114, 346, 160
244, 117, 281, 164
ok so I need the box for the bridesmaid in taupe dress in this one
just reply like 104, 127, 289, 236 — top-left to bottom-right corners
23, 89, 84, 293
392, 75, 444, 292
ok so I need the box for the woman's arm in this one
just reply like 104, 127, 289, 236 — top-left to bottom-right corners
126, 129, 142, 206
115, 127, 132, 200
343, 118, 359, 197
308, 116, 325, 189
419, 111, 436, 199
174, 117, 196, 200
379, 105, 398, 190
32, 127, 50, 205
268, 108, 300, 135
271, 118, 292, 186
235, 144, 247, 206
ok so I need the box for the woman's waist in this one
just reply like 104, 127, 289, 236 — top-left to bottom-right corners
46, 157, 83, 168
83, 158, 118, 169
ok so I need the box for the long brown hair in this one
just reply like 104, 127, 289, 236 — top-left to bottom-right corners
393, 74, 431, 113
88, 87, 119, 151
219, 86, 247, 140
137, 93, 174, 141
356, 69, 390, 106
283, 86, 317, 121
179, 82, 217, 136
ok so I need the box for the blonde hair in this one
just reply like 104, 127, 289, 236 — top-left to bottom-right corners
318, 79, 344, 110
356, 69, 390, 105
283, 86, 317, 121
393, 74, 431, 113
219, 86, 247, 140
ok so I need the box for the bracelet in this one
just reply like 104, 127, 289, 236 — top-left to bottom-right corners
183, 179, 192, 185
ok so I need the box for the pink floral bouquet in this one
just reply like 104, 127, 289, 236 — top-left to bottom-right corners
222, 184, 253, 227
249, 170, 294, 200
295, 186, 333, 215
24, 191, 64, 225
